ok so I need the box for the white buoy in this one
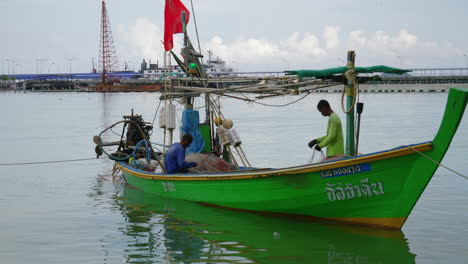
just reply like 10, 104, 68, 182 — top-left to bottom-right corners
222, 119, 234, 129
165, 104, 176, 130
159, 107, 166, 129
229, 129, 242, 147
217, 127, 231, 146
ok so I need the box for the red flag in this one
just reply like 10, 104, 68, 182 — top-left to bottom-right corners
164, 0, 190, 51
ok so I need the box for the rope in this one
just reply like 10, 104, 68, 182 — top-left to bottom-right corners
189, 0, 202, 55
341, 78, 358, 114
0, 158, 96, 166
407, 145, 468, 180
308, 149, 325, 164
129, 139, 152, 170
227, 83, 340, 108
246, 91, 313, 108
151, 99, 163, 127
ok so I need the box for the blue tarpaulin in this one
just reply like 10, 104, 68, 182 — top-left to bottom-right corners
181, 109, 205, 155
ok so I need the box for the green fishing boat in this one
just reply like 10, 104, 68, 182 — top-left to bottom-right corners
107, 87, 466, 230
95, 1, 468, 230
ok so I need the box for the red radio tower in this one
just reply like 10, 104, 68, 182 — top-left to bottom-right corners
99, 0, 119, 84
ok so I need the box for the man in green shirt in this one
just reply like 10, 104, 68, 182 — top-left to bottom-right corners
308, 100, 344, 158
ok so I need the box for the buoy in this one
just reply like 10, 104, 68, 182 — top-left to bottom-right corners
290, 88, 299, 95
159, 107, 166, 128
189, 63, 198, 74
165, 104, 176, 130
214, 117, 223, 126
223, 119, 234, 129
229, 129, 242, 147
217, 127, 231, 146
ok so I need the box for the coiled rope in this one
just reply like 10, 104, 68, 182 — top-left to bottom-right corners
129, 139, 152, 170
341, 71, 359, 114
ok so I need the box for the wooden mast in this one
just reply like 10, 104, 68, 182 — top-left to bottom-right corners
345, 51, 356, 156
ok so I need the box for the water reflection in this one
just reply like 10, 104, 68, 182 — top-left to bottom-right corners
105, 182, 416, 264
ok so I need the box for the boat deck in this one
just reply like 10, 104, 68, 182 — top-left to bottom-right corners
116, 142, 432, 181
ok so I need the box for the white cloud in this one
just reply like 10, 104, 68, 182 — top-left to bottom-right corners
347, 29, 463, 67
349, 29, 418, 56
323, 26, 340, 49
205, 36, 280, 63
115, 17, 184, 63
116, 19, 464, 70
281, 32, 326, 57
204, 31, 328, 70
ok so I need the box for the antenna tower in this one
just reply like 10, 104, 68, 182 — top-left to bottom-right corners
99, 0, 118, 83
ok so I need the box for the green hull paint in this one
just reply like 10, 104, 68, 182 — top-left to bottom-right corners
120, 88, 468, 229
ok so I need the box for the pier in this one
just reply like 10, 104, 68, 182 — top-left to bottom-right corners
1, 67, 468, 93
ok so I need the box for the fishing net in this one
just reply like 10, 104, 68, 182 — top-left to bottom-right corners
186, 153, 234, 173
307, 149, 325, 164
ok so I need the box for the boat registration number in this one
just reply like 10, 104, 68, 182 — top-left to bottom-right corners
320, 163, 371, 178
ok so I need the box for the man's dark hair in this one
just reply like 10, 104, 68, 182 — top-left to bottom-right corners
317, 100, 330, 110
181, 133, 193, 144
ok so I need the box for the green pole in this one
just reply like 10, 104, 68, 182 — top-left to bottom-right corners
345, 51, 356, 156
181, 11, 187, 34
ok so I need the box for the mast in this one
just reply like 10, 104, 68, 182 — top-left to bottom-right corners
345, 51, 356, 156
181, 11, 193, 109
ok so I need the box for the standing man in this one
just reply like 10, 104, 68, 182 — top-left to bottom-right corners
165, 134, 198, 173
308, 100, 345, 158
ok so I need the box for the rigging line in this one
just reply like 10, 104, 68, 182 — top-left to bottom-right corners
249, 91, 313, 108
407, 145, 468, 180
189, 0, 202, 55
238, 82, 335, 100
109, 127, 122, 137
0, 158, 96, 166
246, 83, 341, 107
151, 99, 163, 127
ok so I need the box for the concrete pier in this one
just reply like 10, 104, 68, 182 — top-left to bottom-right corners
313, 83, 468, 93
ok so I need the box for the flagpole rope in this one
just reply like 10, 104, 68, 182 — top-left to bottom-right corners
189, 0, 202, 54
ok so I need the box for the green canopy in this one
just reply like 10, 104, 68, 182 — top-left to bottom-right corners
285, 65, 410, 80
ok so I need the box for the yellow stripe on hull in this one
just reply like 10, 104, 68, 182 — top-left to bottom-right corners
116, 142, 432, 181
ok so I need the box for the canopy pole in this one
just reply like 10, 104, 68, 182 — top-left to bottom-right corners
345, 51, 356, 156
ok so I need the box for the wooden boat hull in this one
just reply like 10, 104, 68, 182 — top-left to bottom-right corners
117, 88, 468, 229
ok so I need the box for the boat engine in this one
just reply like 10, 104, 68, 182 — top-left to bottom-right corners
124, 113, 153, 147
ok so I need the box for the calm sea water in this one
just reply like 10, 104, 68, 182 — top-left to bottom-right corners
0, 91, 467, 264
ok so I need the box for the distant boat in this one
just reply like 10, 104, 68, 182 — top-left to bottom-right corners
141, 51, 234, 79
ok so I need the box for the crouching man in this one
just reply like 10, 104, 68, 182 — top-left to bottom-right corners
165, 134, 198, 173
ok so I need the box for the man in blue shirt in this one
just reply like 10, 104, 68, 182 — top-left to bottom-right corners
165, 134, 198, 173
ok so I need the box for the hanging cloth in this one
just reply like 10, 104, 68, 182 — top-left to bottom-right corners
181, 109, 205, 154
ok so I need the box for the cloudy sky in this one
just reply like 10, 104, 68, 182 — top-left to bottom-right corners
1, 0, 467, 73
